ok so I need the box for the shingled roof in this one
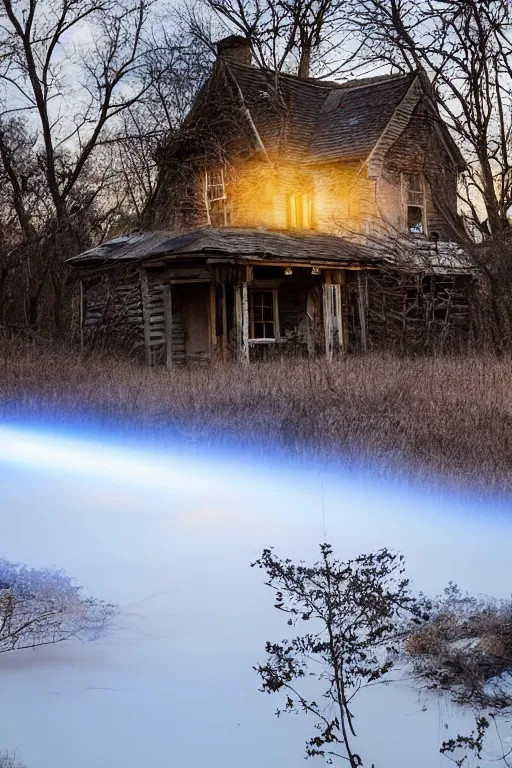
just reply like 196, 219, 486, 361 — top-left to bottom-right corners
168, 57, 465, 172
67, 227, 379, 268
68, 227, 471, 274
227, 62, 419, 164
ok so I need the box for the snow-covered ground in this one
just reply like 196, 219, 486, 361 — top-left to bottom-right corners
0, 425, 510, 768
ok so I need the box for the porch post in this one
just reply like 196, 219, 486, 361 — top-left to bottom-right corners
79, 279, 84, 352
163, 283, 173, 368
322, 271, 333, 362
357, 271, 368, 353
220, 282, 228, 362
234, 278, 249, 363
209, 284, 217, 361
332, 270, 345, 353
139, 267, 152, 366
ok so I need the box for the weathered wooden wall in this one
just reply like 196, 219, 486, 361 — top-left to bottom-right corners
80, 260, 472, 364
364, 269, 471, 353
82, 265, 144, 357
151, 136, 459, 243
378, 100, 460, 241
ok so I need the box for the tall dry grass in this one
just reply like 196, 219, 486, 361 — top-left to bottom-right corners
1, 334, 512, 492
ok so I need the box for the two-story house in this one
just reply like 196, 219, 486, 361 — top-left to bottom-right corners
69, 35, 473, 364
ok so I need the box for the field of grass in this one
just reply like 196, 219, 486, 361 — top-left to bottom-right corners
1, 335, 511, 492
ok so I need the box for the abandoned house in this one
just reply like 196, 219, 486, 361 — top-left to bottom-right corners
68, 35, 474, 364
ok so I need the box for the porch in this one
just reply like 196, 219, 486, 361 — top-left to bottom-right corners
140, 261, 371, 366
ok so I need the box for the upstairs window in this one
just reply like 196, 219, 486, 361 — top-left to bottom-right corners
250, 289, 280, 342
402, 173, 426, 235
288, 192, 312, 229
205, 168, 231, 227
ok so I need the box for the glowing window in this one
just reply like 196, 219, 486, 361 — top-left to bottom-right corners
288, 193, 312, 229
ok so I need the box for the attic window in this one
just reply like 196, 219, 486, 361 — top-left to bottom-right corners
288, 192, 312, 229
402, 173, 426, 235
205, 168, 231, 227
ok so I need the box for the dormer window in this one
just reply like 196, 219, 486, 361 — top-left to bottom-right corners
402, 173, 426, 235
205, 168, 230, 227
288, 192, 312, 229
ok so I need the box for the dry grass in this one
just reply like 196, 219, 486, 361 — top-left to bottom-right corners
1, 334, 512, 492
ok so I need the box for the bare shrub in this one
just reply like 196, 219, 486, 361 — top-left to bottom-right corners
0, 753, 26, 768
0, 558, 117, 654
405, 583, 512, 711
470, 230, 512, 354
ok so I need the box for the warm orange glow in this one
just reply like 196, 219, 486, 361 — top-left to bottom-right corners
288, 192, 312, 228
226, 158, 364, 234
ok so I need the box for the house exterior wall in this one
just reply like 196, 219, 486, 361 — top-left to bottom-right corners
376, 101, 460, 240
226, 157, 366, 234
155, 109, 459, 242
80, 265, 145, 357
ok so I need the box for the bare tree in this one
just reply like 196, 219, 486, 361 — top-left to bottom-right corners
0, 0, 156, 224
101, 24, 212, 231
0, 752, 26, 768
349, 0, 512, 236
0, 0, 213, 330
195, 0, 352, 78
252, 543, 426, 767
0, 558, 116, 653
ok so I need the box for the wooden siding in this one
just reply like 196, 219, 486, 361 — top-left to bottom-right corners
82, 266, 144, 356
80, 261, 472, 362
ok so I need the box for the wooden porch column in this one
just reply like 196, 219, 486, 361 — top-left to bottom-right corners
163, 283, 173, 368
79, 279, 84, 352
357, 271, 368, 353
209, 284, 217, 361
322, 271, 333, 362
220, 282, 228, 362
332, 270, 345, 353
139, 267, 152, 366
234, 280, 249, 363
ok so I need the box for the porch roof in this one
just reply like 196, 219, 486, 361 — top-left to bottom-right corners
67, 227, 380, 268
68, 226, 472, 274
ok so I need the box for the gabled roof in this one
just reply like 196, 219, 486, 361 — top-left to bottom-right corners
170, 60, 465, 171
229, 63, 417, 164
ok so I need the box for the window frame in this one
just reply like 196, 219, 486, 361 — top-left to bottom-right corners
205, 167, 230, 227
401, 172, 427, 236
249, 288, 280, 343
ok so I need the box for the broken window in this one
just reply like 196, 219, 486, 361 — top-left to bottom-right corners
288, 192, 312, 229
205, 168, 231, 227
402, 173, 426, 235
250, 289, 280, 341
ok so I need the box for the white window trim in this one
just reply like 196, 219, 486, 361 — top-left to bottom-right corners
249, 288, 280, 342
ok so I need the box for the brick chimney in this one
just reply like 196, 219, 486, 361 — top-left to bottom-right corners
216, 35, 252, 65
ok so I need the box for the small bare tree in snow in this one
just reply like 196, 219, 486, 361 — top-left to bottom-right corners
252, 543, 428, 767
0, 558, 116, 653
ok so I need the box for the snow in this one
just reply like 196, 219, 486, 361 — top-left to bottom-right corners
0, 425, 510, 768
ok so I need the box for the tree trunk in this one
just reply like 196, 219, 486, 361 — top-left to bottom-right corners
479, 151, 508, 234
298, 44, 312, 78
